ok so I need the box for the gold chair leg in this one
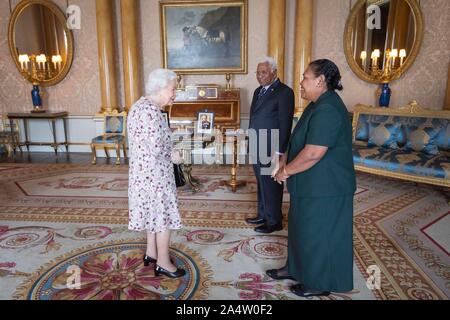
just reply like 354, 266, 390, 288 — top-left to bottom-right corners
104, 147, 110, 158
115, 144, 121, 165
122, 143, 127, 159
90, 144, 97, 165
6, 144, 12, 157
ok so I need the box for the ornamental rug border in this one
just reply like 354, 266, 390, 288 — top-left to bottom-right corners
353, 189, 448, 300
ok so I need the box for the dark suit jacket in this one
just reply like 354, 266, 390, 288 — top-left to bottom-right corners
248, 79, 295, 164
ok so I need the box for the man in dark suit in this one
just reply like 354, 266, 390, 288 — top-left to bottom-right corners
247, 57, 295, 233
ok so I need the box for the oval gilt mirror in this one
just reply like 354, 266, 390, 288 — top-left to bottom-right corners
8, 0, 74, 87
344, 0, 424, 84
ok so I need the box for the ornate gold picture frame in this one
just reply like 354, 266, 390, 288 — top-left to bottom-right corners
160, 0, 248, 74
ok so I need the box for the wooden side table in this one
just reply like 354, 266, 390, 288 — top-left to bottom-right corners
7, 111, 69, 155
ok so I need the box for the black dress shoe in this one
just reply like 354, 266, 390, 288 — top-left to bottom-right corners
254, 223, 282, 234
266, 268, 295, 280
143, 255, 157, 266
245, 217, 265, 225
290, 284, 330, 297
144, 255, 175, 266
154, 265, 186, 278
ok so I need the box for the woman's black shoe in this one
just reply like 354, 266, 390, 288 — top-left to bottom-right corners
266, 268, 295, 280
154, 265, 186, 278
144, 255, 175, 266
143, 255, 157, 266
290, 284, 330, 297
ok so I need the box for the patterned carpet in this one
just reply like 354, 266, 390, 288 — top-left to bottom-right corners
0, 164, 448, 300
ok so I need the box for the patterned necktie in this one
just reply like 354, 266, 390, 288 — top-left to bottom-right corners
258, 87, 267, 99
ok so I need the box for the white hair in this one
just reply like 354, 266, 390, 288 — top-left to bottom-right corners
258, 56, 278, 72
145, 68, 177, 95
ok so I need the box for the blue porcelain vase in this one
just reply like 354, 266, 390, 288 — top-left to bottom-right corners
31, 85, 42, 107
379, 83, 391, 108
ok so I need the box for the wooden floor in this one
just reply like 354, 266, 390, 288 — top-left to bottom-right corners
0, 152, 128, 165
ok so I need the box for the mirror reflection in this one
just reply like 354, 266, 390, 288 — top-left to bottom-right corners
11, 3, 70, 84
347, 0, 422, 83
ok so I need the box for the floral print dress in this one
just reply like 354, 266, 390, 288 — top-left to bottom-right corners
127, 97, 182, 233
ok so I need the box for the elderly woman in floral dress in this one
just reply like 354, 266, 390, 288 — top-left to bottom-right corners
127, 68, 185, 278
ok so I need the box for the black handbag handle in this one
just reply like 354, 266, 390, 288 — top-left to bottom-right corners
173, 164, 186, 187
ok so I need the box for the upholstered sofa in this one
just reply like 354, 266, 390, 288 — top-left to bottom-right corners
352, 101, 450, 187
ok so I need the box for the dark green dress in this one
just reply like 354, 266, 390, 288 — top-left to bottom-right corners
286, 90, 356, 292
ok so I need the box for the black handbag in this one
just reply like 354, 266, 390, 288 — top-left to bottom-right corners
173, 164, 186, 187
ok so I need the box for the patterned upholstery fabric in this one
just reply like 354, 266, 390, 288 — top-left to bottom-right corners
405, 125, 441, 155
355, 115, 449, 149
367, 122, 401, 149
353, 113, 450, 184
355, 114, 369, 141
433, 119, 449, 151
91, 135, 125, 143
105, 116, 124, 134
353, 144, 450, 179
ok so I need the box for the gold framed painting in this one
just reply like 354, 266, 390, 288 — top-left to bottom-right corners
160, 0, 248, 74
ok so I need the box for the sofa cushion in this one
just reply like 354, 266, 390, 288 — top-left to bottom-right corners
355, 115, 391, 142
367, 122, 402, 149
355, 115, 407, 146
353, 144, 450, 180
405, 125, 441, 155
436, 121, 450, 151
392, 116, 449, 152
355, 114, 370, 141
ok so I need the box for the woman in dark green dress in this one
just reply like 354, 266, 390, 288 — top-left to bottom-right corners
268, 59, 356, 297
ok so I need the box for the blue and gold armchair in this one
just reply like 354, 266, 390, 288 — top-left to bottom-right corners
91, 111, 127, 165
352, 101, 450, 187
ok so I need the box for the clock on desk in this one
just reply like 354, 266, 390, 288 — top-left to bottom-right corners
182, 85, 219, 100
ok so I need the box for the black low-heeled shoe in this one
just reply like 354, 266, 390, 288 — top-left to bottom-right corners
143, 255, 157, 266
266, 268, 295, 280
144, 255, 175, 267
290, 284, 330, 297
154, 265, 186, 278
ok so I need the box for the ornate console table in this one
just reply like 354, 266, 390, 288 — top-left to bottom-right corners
7, 111, 69, 155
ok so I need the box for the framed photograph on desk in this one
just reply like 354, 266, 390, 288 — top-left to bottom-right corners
160, 0, 248, 74
197, 111, 214, 134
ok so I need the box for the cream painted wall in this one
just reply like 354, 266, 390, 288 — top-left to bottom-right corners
1, 0, 449, 118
